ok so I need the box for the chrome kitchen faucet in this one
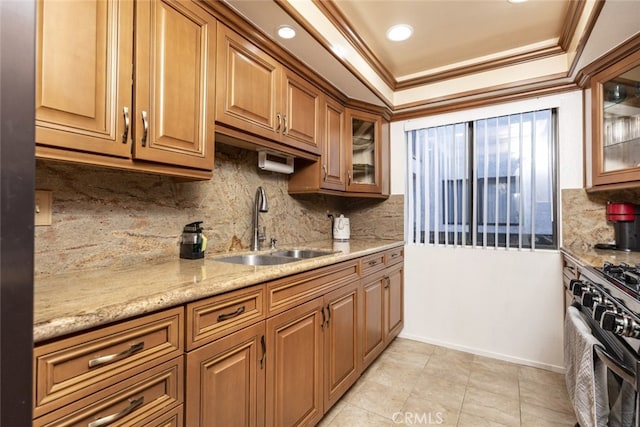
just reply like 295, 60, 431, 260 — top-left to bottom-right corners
251, 186, 269, 251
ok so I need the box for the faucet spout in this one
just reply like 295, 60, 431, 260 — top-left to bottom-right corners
252, 186, 268, 251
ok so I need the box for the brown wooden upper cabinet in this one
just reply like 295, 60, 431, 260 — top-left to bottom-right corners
289, 103, 390, 197
322, 98, 347, 191
345, 108, 383, 193
591, 49, 640, 189
215, 24, 321, 155
288, 97, 347, 193
35, 0, 216, 176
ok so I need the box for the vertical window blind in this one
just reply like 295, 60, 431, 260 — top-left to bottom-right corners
406, 109, 557, 250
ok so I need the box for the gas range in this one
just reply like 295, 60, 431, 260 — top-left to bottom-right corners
600, 262, 640, 298
566, 262, 640, 426
574, 263, 640, 348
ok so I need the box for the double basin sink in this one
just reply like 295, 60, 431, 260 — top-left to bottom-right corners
215, 249, 337, 266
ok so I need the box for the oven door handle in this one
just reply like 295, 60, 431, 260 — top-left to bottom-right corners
594, 344, 637, 391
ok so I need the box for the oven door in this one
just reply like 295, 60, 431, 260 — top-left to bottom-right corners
586, 308, 639, 427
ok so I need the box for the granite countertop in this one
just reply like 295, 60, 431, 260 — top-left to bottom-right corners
561, 242, 640, 268
34, 239, 404, 343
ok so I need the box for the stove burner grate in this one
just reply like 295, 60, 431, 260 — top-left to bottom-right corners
602, 262, 640, 294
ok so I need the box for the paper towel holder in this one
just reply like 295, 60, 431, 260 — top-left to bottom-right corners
258, 150, 294, 174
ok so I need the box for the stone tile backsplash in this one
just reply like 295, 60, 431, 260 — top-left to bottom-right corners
35, 144, 404, 276
561, 187, 640, 249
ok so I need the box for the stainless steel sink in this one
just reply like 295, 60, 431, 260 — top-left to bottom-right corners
271, 249, 336, 259
214, 249, 336, 266
215, 254, 299, 266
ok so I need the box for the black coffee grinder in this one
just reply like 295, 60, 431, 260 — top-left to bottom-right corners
180, 221, 207, 259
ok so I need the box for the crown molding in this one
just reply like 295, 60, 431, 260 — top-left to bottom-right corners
313, 0, 587, 92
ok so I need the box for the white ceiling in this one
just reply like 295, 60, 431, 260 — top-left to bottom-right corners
331, 0, 570, 81
222, 0, 640, 112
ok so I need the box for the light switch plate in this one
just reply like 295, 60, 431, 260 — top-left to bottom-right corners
35, 190, 52, 226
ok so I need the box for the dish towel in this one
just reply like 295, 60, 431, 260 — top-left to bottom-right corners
565, 305, 610, 427
608, 374, 636, 427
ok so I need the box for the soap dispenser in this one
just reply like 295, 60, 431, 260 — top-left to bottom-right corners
180, 221, 207, 259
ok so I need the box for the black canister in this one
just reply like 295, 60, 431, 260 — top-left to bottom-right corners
180, 221, 207, 259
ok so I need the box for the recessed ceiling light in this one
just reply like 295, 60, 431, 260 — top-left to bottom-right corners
386, 24, 413, 42
277, 25, 296, 40
507, 0, 528, 3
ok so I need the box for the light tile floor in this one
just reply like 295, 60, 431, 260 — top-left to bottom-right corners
319, 338, 577, 427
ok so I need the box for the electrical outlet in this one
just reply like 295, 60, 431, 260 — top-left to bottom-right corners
35, 190, 52, 226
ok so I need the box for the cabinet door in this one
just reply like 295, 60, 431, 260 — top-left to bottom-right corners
281, 69, 321, 155
323, 280, 360, 410
591, 50, 640, 187
346, 109, 382, 193
216, 24, 279, 140
134, 0, 215, 170
384, 263, 404, 343
361, 271, 385, 369
266, 298, 323, 427
35, 0, 133, 158
321, 97, 346, 191
186, 322, 266, 427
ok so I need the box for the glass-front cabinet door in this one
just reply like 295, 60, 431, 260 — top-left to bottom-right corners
345, 108, 382, 193
592, 50, 640, 187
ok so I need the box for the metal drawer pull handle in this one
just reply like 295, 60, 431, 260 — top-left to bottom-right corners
260, 335, 266, 369
140, 111, 148, 147
88, 342, 144, 368
217, 305, 245, 321
391, 253, 399, 258
283, 114, 288, 134
88, 396, 144, 427
276, 113, 282, 132
384, 276, 390, 288
122, 106, 130, 144
368, 260, 378, 266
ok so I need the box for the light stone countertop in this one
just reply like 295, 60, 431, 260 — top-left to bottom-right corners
34, 239, 404, 343
561, 242, 640, 268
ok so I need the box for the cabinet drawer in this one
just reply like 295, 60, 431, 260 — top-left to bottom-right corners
34, 356, 183, 426
34, 307, 183, 418
266, 260, 359, 316
186, 284, 265, 350
563, 258, 580, 280
385, 247, 404, 266
360, 252, 386, 277
143, 404, 184, 427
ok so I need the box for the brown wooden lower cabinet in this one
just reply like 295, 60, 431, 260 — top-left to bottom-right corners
34, 248, 404, 427
186, 321, 266, 427
33, 357, 183, 426
361, 270, 386, 369
145, 405, 184, 427
323, 280, 361, 409
265, 297, 325, 427
385, 263, 404, 344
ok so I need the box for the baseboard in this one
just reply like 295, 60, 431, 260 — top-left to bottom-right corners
397, 332, 566, 374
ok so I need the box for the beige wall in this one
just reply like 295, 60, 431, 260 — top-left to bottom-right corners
35, 144, 403, 276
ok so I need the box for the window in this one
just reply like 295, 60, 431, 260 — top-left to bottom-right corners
406, 109, 557, 250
